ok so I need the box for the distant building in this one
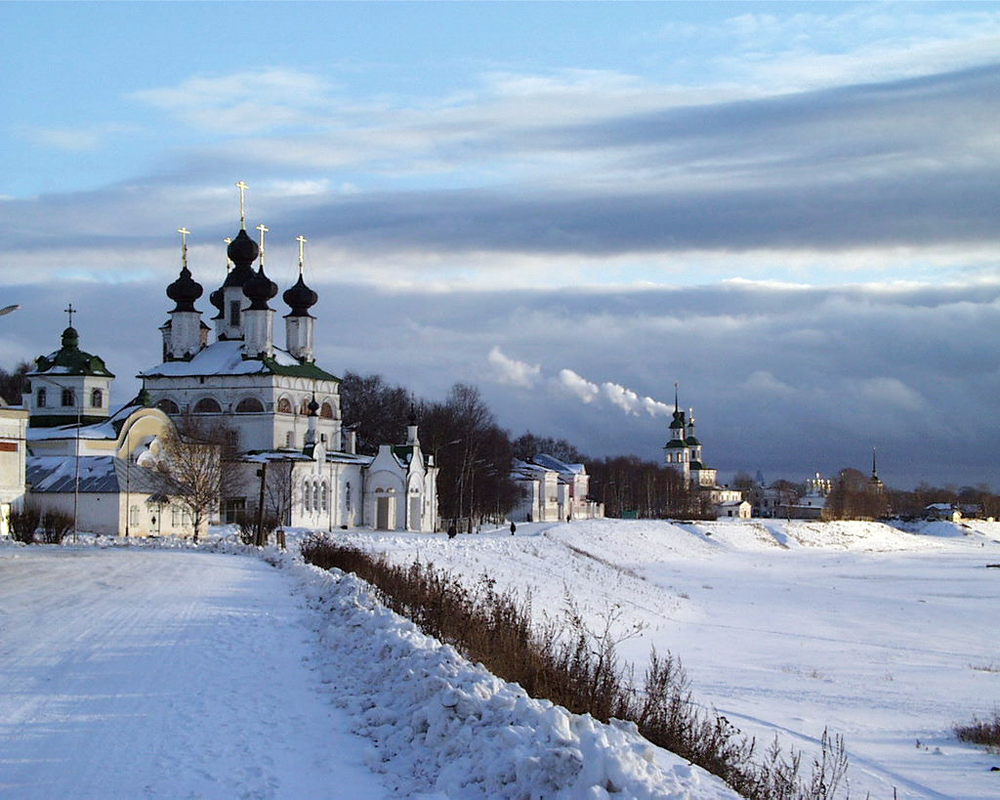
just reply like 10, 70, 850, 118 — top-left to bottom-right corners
511, 453, 603, 522
662, 389, 743, 517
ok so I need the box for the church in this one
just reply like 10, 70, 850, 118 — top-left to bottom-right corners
23, 183, 438, 537
663, 389, 749, 518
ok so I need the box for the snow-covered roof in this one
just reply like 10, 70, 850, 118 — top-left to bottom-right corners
140, 340, 339, 382
27, 456, 185, 495
532, 453, 585, 475
28, 418, 119, 442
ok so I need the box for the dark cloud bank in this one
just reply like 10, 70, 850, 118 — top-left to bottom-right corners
5, 278, 998, 491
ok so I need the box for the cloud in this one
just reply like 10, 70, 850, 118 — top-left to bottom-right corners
130, 69, 332, 133
487, 347, 540, 388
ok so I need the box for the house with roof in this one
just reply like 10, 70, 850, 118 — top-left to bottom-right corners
511, 453, 603, 522
23, 323, 188, 536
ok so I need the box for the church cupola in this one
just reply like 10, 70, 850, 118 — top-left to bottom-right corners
283, 235, 317, 362
26, 306, 115, 428
663, 384, 691, 479
242, 224, 277, 358
216, 182, 260, 340
406, 403, 419, 446
165, 228, 204, 360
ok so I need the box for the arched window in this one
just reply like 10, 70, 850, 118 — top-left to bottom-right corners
320, 402, 334, 419
37, 387, 46, 408
313, 482, 321, 512
345, 482, 351, 511
303, 480, 312, 512
61, 388, 75, 407
91, 389, 103, 408
321, 482, 328, 512
157, 398, 179, 414
193, 397, 222, 413
277, 398, 292, 414
300, 398, 311, 415
236, 397, 264, 413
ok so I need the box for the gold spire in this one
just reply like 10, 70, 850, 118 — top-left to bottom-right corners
177, 227, 191, 269
295, 235, 307, 274
235, 180, 249, 229
256, 223, 269, 267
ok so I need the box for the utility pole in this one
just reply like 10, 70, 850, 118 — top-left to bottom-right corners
255, 460, 268, 547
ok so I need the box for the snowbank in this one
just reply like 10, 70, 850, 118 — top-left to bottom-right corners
269, 549, 742, 799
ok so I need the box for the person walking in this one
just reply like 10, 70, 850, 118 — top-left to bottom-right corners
509, 521, 516, 536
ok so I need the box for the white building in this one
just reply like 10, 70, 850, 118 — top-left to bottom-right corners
139, 191, 438, 534
23, 322, 188, 537
0, 403, 29, 535
511, 453, 603, 522
662, 390, 743, 516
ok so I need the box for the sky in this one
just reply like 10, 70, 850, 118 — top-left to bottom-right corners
1, 1, 999, 490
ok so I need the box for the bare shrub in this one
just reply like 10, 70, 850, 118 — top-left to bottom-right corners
300, 534, 850, 800
955, 712, 1000, 750
38, 510, 74, 544
8, 506, 40, 543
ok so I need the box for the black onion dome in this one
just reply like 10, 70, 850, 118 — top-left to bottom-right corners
243, 265, 278, 310
166, 265, 203, 312
308, 395, 320, 415
282, 273, 318, 317
61, 326, 79, 350
209, 287, 224, 319
223, 229, 259, 288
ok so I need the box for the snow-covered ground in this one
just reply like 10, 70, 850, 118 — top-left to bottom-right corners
333, 518, 1000, 799
0, 539, 740, 799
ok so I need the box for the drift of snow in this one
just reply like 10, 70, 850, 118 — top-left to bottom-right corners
0, 541, 740, 799
333, 517, 1000, 799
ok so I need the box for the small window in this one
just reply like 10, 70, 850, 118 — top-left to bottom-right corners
321, 482, 328, 512
37, 388, 46, 408
61, 388, 75, 407
320, 402, 334, 419
229, 300, 241, 326
91, 389, 103, 408
130, 505, 140, 525
277, 398, 292, 414
285, 431, 294, 448
303, 481, 312, 512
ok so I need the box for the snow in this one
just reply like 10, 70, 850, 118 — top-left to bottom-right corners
333, 518, 1000, 799
142, 339, 302, 377
0, 540, 740, 799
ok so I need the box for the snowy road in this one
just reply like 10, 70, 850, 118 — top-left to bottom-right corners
0, 548, 387, 799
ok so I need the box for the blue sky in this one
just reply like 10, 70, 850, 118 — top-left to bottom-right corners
2, 2, 999, 489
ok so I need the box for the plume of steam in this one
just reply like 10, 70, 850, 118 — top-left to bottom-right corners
488, 347, 672, 418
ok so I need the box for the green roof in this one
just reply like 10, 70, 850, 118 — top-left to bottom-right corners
33, 327, 114, 378
260, 355, 340, 382
664, 439, 688, 449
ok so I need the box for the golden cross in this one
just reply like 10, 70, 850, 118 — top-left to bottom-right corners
235, 180, 249, 228
64, 303, 75, 327
177, 227, 191, 268
256, 223, 269, 266
223, 237, 233, 272
296, 235, 307, 273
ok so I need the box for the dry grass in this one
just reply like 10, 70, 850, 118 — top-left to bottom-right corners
301, 534, 849, 800
955, 712, 1000, 750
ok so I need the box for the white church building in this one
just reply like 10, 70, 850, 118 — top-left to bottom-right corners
138, 191, 439, 534
663, 390, 749, 519
21, 185, 438, 537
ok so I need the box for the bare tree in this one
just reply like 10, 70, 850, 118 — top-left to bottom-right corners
158, 417, 240, 541
264, 460, 294, 527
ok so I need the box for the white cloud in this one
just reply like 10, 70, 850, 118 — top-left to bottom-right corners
487, 346, 540, 388
557, 369, 600, 404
